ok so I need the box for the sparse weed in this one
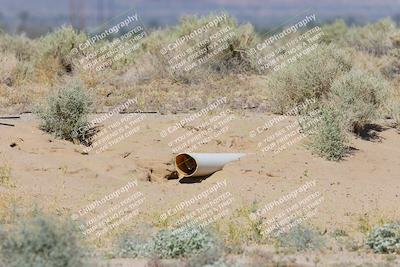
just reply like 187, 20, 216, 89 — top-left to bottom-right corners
358, 214, 372, 234
332, 228, 348, 238
0, 192, 20, 224
0, 165, 11, 186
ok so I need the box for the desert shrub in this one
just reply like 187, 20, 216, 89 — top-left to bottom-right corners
0, 52, 17, 85
0, 214, 84, 267
0, 34, 37, 62
12, 61, 34, 85
266, 44, 352, 114
329, 69, 389, 134
389, 102, 400, 129
276, 224, 325, 252
366, 223, 400, 254
211, 22, 260, 73
117, 228, 220, 259
308, 108, 349, 161
35, 26, 87, 82
135, 13, 259, 82
381, 49, 400, 79
185, 243, 225, 267
117, 234, 149, 258
150, 228, 219, 259
0, 35, 36, 85
342, 18, 398, 56
320, 19, 348, 44
35, 81, 92, 143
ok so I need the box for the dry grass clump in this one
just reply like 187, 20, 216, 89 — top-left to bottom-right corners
0, 192, 20, 225
0, 165, 12, 187
0, 53, 18, 85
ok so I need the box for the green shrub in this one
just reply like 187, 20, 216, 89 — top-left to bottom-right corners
276, 224, 325, 252
266, 44, 352, 114
342, 18, 398, 56
117, 228, 220, 259
308, 108, 349, 161
35, 81, 92, 143
366, 223, 400, 254
0, 215, 84, 267
150, 228, 218, 259
329, 69, 388, 134
117, 234, 149, 258
390, 102, 400, 129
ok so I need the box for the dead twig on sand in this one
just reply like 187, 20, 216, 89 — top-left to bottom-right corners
0, 116, 20, 119
0, 116, 20, 127
0, 122, 14, 127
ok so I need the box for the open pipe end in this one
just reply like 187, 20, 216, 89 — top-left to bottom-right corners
175, 153, 198, 177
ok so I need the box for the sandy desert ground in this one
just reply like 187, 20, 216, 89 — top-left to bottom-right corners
1, 112, 399, 266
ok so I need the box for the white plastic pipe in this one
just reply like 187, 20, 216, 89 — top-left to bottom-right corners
175, 153, 246, 178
